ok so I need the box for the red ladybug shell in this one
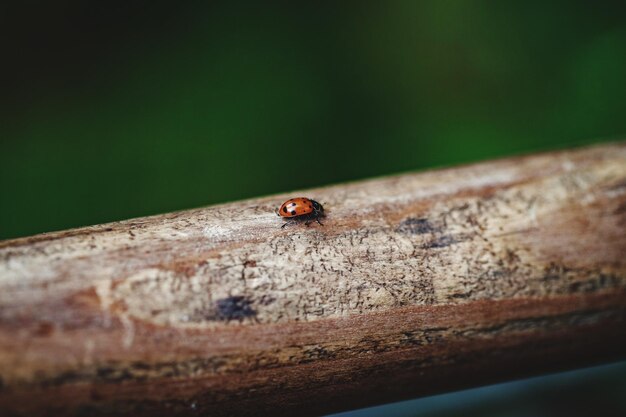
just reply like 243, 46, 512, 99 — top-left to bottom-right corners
278, 197, 316, 218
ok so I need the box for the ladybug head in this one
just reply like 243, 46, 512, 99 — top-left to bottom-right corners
311, 199, 324, 214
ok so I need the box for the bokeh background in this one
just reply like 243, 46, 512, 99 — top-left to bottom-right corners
1, 1, 625, 415
3, 1, 626, 239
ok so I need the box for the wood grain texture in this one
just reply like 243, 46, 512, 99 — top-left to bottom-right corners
1, 142, 625, 416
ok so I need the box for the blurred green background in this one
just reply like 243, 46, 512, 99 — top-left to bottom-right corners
2, 1, 626, 239
1, 2, 625, 416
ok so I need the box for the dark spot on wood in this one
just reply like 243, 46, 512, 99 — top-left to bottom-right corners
215, 296, 256, 321
41, 370, 90, 387
34, 321, 54, 337
613, 201, 626, 215
450, 292, 472, 299
129, 361, 152, 371
95, 367, 115, 379
399, 327, 448, 347
257, 294, 276, 306
567, 274, 622, 294
422, 235, 458, 249
606, 178, 626, 192
89, 387, 104, 401
396, 217, 438, 235
542, 263, 567, 282
505, 249, 521, 265
300, 345, 336, 363
244, 260, 257, 267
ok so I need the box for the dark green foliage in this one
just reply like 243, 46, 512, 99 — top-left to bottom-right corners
1, 1, 625, 239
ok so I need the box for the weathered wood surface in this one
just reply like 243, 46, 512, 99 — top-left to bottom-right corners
1, 143, 626, 416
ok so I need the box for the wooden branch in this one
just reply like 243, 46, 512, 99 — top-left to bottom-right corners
1, 143, 626, 416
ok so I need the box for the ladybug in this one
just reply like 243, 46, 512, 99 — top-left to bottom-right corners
277, 197, 324, 228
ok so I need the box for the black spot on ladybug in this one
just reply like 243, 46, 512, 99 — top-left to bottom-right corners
215, 296, 256, 321
290, 202, 296, 206
290, 210, 297, 215
282, 206, 288, 213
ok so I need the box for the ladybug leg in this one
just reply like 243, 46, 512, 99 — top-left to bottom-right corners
316, 218, 323, 226
282, 218, 299, 228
